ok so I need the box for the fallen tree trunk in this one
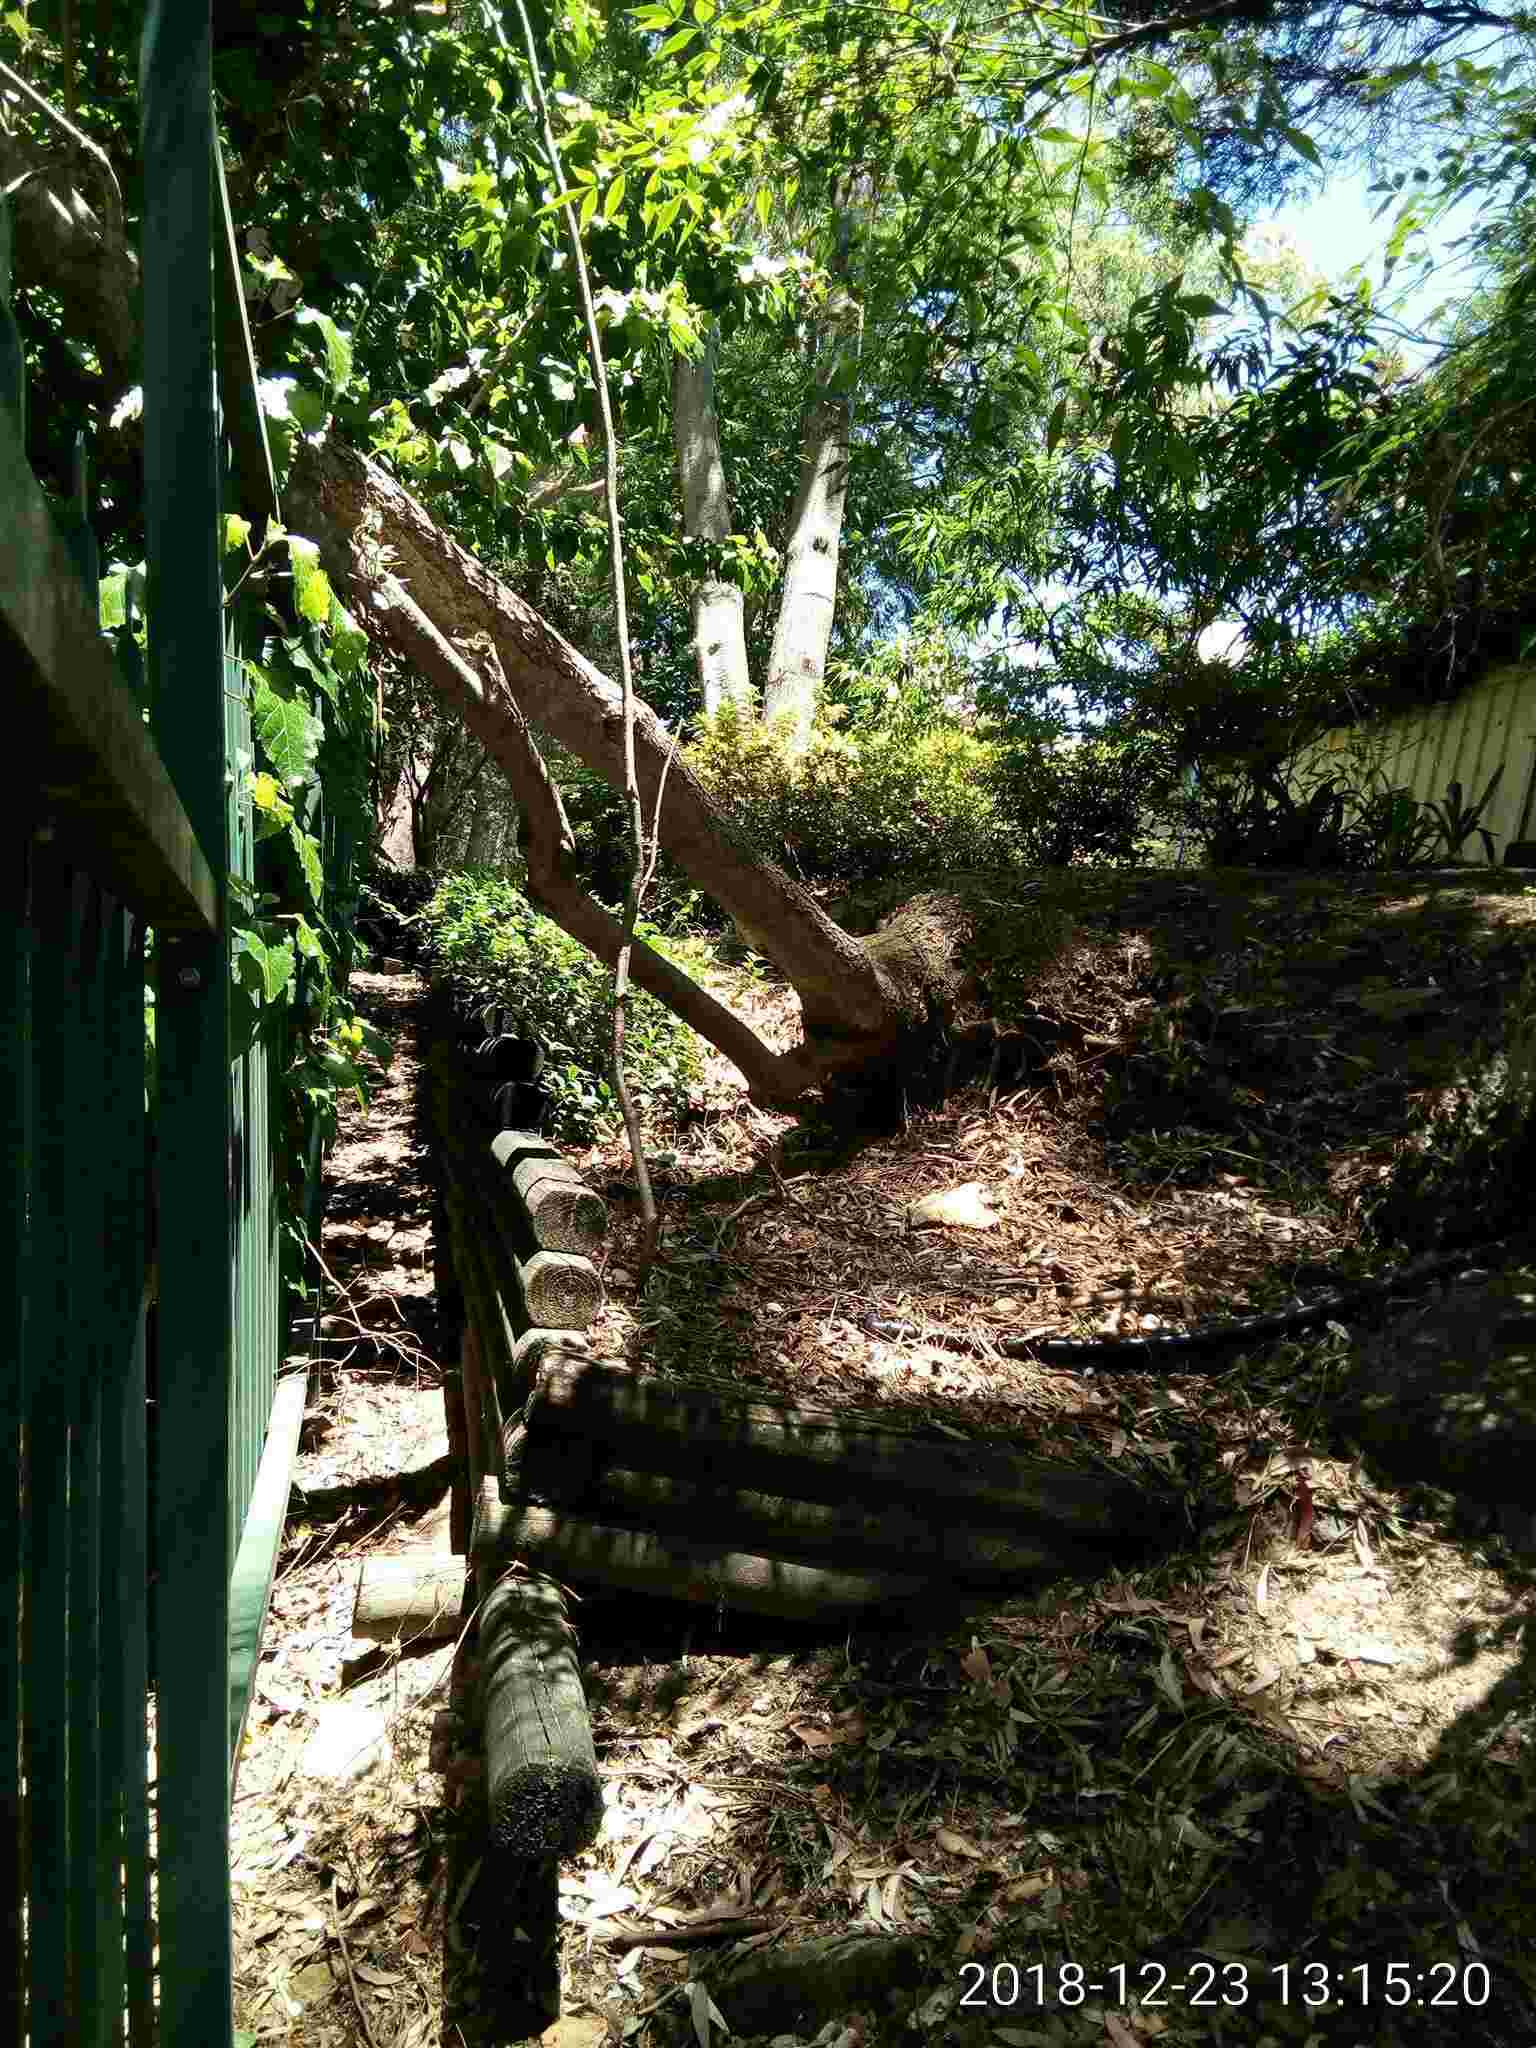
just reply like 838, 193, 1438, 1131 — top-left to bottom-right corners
287, 435, 947, 1089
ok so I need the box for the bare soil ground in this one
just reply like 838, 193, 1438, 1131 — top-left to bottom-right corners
232, 868, 1536, 2048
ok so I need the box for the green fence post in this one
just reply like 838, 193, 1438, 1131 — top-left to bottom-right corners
1, 823, 33, 2045
140, 3, 234, 2042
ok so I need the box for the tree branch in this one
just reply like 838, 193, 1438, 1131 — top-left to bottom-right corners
340, 564, 819, 1102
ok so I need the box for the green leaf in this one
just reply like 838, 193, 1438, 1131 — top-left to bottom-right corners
233, 929, 296, 1005
294, 305, 354, 391
1280, 126, 1322, 168
289, 385, 329, 433
224, 513, 253, 553
99, 569, 128, 630
604, 173, 627, 221
578, 184, 599, 230
330, 610, 370, 676
290, 824, 324, 908
1046, 396, 1068, 456
287, 537, 333, 625
253, 676, 322, 790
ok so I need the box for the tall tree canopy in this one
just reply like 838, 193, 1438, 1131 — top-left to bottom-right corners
4, 0, 1531, 1097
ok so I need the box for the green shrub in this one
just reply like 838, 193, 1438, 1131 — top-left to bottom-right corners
983, 733, 1172, 866
414, 870, 705, 1139
689, 698, 1007, 888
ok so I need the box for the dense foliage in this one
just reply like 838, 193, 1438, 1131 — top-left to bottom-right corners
414, 870, 704, 1138
7, 0, 1536, 1109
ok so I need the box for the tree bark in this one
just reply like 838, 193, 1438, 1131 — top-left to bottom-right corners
672, 335, 752, 715
288, 435, 920, 1073
337, 557, 822, 1098
761, 223, 861, 755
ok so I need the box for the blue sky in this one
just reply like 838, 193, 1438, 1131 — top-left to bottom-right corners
1264, 167, 1490, 350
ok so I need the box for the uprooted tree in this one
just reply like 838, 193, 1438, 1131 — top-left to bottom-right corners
285, 430, 975, 1101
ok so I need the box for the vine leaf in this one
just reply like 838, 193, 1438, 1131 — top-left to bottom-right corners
253, 675, 323, 790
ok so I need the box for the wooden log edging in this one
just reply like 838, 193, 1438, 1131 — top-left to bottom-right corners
442, 1365, 470, 1554
490, 1130, 607, 1259
431, 1068, 605, 1339
353, 1554, 468, 1644
479, 1572, 603, 1860
513, 1442, 1120, 1588
472, 1480, 940, 1623
520, 1358, 1154, 1544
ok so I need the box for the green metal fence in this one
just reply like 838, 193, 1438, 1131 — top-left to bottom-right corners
2, 5, 333, 2038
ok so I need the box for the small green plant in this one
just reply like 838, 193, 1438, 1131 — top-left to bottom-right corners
415, 870, 703, 1139
1421, 765, 1504, 862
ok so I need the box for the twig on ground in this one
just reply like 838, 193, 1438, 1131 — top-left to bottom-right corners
331, 1873, 382, 2048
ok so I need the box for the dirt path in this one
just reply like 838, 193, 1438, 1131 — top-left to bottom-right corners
229, 879, 1536, 2048
232, 966, 461, 2048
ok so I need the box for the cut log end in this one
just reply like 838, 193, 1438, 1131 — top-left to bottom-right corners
489, 1759, 604, 1860
480, 1573, 603, 1861
515, 1248, 603, 1331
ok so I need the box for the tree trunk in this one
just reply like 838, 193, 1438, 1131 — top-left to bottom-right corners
288, 436, 938, 1083
462, 768, 501, 865
761, 223, 861, 755
672, 335, 752, 716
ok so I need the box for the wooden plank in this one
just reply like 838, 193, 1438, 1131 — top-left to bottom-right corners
0, 406, 217, 936
141, 5, 236, 2041
228, 1372, 308, 1791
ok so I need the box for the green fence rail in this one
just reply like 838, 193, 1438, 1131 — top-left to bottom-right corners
2, 5, 341, 2039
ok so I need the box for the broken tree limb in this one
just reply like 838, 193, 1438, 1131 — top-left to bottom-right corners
521, 1360, 1155, 1545
353, 1554, 468, 1645
479, 1571, 603, 1861
515, 1443, 1122, 1588
472, 1495, 939, 1622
